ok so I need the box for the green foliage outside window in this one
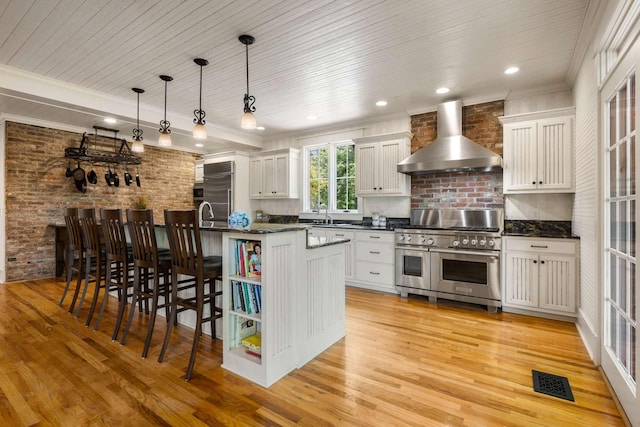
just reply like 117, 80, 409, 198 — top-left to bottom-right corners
307, 143, 357, 212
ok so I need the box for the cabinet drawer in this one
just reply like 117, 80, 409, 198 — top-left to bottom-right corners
356, 261, 394, 285
504, 237, 577, 255
308, 228, 326, 237
356, 230, 394, 243
325, 230, 355, 240
356, 242, 394, 262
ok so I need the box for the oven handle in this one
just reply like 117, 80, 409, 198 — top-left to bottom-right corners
431, 248, 500, 259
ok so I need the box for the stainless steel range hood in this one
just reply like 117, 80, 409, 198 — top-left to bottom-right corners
397, 100, 502, 174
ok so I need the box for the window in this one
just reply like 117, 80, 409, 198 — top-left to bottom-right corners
304, 142, 358, 213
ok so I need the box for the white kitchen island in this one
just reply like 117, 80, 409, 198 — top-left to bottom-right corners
219, 224, 347, 387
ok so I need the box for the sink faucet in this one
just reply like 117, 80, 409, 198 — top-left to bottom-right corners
320, 203, 333, 224
198, 201, 214, 226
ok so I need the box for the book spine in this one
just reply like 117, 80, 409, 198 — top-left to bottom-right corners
249, 283, 260, 314
242, 282, 252, 314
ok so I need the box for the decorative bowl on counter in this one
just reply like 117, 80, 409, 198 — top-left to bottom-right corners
228, 211, 252, 229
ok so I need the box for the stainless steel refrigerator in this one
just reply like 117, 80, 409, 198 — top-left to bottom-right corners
203, 161, 234, 221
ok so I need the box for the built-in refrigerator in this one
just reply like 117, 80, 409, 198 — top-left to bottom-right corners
203, 161, 234, 221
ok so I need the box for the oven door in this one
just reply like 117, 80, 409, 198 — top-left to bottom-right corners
430, 249, 500, 301
395, 248, 430, 290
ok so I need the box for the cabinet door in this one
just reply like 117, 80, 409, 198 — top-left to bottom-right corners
326, 230, 355, 279
503, 121, 538, 192
537, 117, 574, 191
249, 158, 264, 199
378, 139, 409, 195
272, 154, 289, 197
538, 254, 576, 313
263, 157, 276, 197
504, 252, 539, 307
355, 142, 378, 195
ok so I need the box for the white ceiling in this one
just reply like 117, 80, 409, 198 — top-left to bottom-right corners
0, 0, 593, 154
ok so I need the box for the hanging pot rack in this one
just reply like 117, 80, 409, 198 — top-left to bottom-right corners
65, 126, 141, 166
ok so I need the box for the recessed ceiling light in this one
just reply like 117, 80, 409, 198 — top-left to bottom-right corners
104, 117, 117, 124
307, 115, 317, 120
504, 66, 519, 75
195, 143, 204, 148
256, 126, 265, 130
435, 87, 450, 94
376, 100, 388, 107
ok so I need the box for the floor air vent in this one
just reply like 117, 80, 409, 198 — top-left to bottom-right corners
532, 370, 575, 402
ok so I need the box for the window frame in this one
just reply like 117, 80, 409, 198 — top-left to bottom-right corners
301, 140, 360, 215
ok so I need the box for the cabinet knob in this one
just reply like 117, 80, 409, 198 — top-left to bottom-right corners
533, 260, 538, 264
532, 181, 536, 185
539, 181, 543, 184
540, 260, 545, 264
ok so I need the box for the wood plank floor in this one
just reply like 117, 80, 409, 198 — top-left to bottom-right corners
0, 277, 625, 426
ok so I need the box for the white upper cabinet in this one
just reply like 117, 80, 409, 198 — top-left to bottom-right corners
500, 108, 575, 193
249, 148, 299, 199
353, 132, 411, 196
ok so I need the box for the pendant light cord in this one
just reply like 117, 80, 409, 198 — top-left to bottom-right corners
163, 79, 167, 122
245, 43, 250, 95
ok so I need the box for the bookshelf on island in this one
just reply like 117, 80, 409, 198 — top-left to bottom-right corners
221, 226, 347, 387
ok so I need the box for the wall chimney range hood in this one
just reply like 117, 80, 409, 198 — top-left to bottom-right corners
397, 100, 502, 175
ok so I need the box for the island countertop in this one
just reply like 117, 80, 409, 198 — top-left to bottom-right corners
199, 221, 310, 234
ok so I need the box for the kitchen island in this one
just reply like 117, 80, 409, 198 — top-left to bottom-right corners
220, 224, 348, 387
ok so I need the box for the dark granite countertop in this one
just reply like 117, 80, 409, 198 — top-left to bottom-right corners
503, 220, 579, 239
200, 221, 310, 234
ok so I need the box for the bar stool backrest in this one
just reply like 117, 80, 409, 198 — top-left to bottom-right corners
126, 209, 159, 268
63, 207, 82, 251
78, 208, 101, 256
163, 210, 204, 277
100, 208, 128, 261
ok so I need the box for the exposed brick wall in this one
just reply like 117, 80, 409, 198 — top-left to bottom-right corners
4, 121, 199, 282
410, 100, 505, 209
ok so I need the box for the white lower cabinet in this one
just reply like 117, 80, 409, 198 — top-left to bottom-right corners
502, 236, 578, 318
351, 230, 396, 293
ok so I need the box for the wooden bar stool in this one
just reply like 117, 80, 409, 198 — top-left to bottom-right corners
75, 208, 107, 326
59, 207, 85, 310
121, 209, 172, 358
95, 208, 134, 338
158, 209, 223, 381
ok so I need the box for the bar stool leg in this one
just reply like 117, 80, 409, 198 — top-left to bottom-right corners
158, 271, 179, 364
74, 254, 93, 317
120, 266, 143, 346
142, 271, 162, 358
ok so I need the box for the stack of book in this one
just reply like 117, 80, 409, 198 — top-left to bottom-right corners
241, 333, 261, 357
230, 280, 261, 315
234, 240, 261, 277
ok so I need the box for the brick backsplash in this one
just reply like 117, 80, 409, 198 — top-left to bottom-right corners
4, 121, 199, 282
410, 171, 504, 209
410, 100, 504, 210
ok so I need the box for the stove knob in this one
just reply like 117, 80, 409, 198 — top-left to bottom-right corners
406, 235, 412, 242
488, 239, 495, 247
479, 239, 487, 246
462, 238, 469, 245
419, 236, 426, 243
398, 235, 404, 241
426, 238, 435, 246
470, 238, 478, 245
452, 240, 460, 247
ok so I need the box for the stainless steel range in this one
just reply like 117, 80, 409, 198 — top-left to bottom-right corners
395, 209, 503, 312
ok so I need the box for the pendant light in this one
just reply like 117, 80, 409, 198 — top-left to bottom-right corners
193, 58, 209, 139
239, 34, 257, 129
158, 75, 173, 147
131, 88, 145, 153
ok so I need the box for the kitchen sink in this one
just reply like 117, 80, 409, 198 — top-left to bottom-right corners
312, 223, 370, 229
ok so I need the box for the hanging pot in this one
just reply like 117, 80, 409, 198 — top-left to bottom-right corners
113, 168, 120, 187
65, 161, 72, 178
75, 175, 87, 193
105, 166, 114, 187
87, 168, 98, 185
124, 168, 132, 186
72, 162, 85, 182
135, 169, 141, 187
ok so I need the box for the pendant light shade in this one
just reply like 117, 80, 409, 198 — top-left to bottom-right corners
158, 75, 173, 147
131, 88, 145, 153
239, 34, 257, 130
193, 58, 208, 139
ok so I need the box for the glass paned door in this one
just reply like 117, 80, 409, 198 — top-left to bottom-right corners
604, 72, 637, 392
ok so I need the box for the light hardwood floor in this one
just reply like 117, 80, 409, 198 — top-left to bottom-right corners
0, 277, 625, 426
